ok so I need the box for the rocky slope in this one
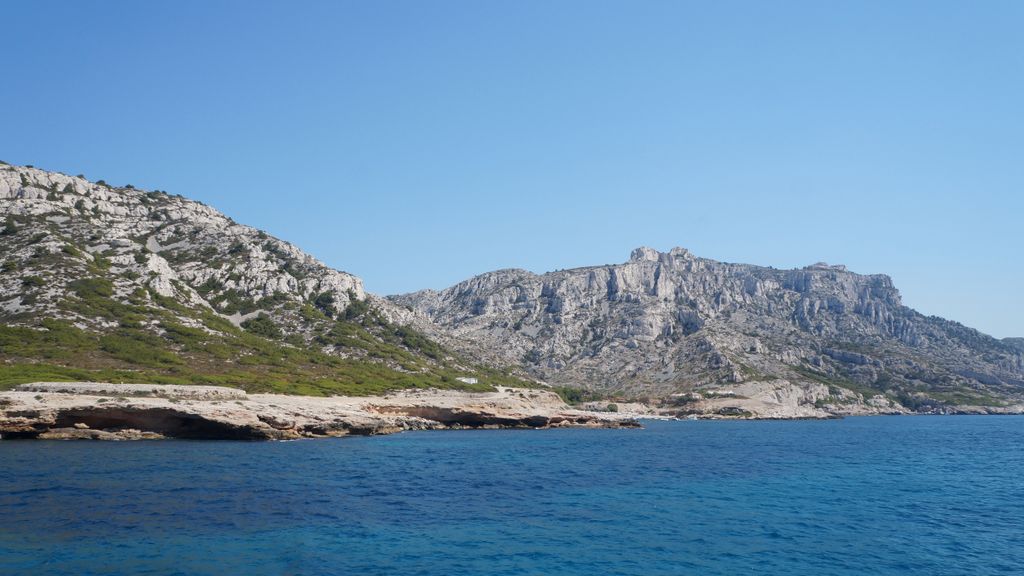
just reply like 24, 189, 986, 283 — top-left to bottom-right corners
392, 247, 1024, 414
0, 163, 526, 394
0, 383, 635, 440
1005, 338, 1024, 353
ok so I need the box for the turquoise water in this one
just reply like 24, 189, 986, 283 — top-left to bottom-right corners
1, 416, 1023, 575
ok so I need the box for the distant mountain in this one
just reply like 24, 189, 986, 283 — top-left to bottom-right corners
392, 247, 1024, 413
0, 163, 525, 393
1005, 338, 1024, 352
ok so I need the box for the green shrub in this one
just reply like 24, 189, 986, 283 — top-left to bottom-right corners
161, 321, 210, 348
553, 386, 604, 405
0, 217, 16, 236
294, 305, 320, 323
100, 330, 181, 366
209, 289, 257, 315
21, 275, 45, 288
394, 325, 444, 360
241, 315, 283, 339
118, 313, 146, 329
314, 292, 337, 318
343, 292, 371, 320
91, 255, 112, 272
69, 277, 114, 298
256, 291, 290, 310
196, 277, 224, 296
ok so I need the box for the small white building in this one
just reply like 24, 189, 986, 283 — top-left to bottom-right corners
455, 377, 479, 385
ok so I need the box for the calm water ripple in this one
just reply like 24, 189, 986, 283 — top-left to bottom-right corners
2, 416, 1023, 575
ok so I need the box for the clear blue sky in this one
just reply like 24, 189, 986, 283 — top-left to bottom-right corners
3, 1, 1021, 338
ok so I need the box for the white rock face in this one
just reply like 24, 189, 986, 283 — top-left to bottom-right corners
0, 163, 384, 338
392, 247, 1024, 412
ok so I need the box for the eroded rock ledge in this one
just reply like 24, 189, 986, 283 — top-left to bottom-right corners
0, 383, 638, 441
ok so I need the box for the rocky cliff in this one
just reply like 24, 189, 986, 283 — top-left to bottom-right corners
1005, 338, 1024, 353
0, 163, 525, 393
0, 383, 634, 440
392, 247, 1024, 413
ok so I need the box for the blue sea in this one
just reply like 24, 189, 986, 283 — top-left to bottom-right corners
2, 416, 1023, 575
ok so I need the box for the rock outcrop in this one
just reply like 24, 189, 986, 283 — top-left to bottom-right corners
392, 247, 1024, 414
0, 383, 636, 440
0, 164, 369, 319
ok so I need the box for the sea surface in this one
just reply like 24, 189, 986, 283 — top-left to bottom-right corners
1, 416, 1023, 575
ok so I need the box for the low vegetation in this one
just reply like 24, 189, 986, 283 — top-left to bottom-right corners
552, 385, 607, 405
792, 363, 1003, 410
0, 285, 534, 396
0, 312, 530, 395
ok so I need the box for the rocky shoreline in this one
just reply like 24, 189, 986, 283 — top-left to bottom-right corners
3, 382, 1019, 441
580, 378, 1024, 420
0, 383, 639, 441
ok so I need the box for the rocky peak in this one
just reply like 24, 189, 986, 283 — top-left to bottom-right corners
629, 246, 660, 262
806, 262, 848, 272
629, 246, 694, 264
668, 246, 693, 259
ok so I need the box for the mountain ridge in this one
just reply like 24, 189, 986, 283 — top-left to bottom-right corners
392, 245, 1023, 413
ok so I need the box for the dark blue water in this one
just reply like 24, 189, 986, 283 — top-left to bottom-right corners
2, 417, 1023, 575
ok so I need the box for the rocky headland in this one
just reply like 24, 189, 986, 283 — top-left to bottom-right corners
0, 383, 637, 440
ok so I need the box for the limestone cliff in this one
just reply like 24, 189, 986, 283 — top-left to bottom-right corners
392, 247, 1024, 412
1005, 338, 1024, 353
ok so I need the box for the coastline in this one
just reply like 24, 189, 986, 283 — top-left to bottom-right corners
3, 382, 1021, 441
0, 383, 639, 441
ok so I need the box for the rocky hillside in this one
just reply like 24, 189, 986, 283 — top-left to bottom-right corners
0, 163, 526, 394
392, 247, 1024, 412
